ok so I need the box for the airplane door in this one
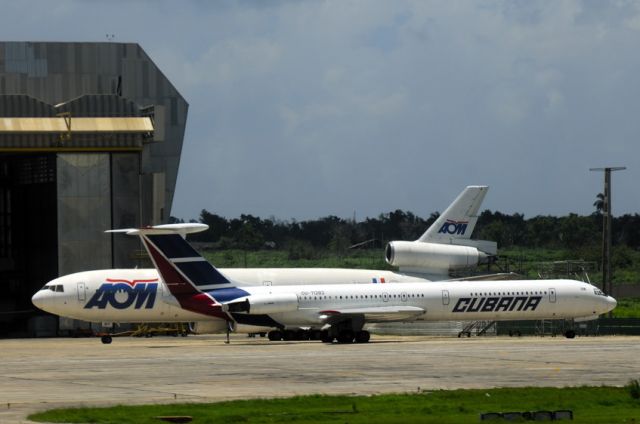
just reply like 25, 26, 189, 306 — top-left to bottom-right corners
549, 288, 556, 303
382, 292, 389, 302
401, 292, 408, 302
77, 282, 86, 302
442, 290, 450, 306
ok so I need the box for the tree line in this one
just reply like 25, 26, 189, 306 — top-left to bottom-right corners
171, 209, 640, 253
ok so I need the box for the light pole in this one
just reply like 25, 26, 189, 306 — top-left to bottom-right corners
589, 166, 626, 298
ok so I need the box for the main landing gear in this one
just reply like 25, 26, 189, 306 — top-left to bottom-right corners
267, 329, 371, 344
100, 335, 112, 344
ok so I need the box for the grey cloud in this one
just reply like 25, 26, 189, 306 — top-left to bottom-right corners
1, 0, 638, 220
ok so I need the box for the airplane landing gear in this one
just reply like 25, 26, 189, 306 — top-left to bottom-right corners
564, 330, 576, 339
268, 330, 283, 341
354, 330, 370, 343
336, 330, 354, 343
320, 330, 333, 343
100, 335, 112, 344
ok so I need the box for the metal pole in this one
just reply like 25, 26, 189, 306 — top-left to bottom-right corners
590, 166, 626, 298
603, 169, 611, 295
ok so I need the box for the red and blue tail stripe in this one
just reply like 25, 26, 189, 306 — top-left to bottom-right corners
141, 233, 239, 319
146, 234, 232, 287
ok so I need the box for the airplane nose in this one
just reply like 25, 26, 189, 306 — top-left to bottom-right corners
606, 296, 617, 312
32, 290, 46, 310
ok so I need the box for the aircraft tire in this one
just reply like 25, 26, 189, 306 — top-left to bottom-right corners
355, 331, 370, 343
337, 330, 354, 344
564, 330, 576, 339
101, 335, 112, 344
310, 330, 322, 340
268, 330, 282, 341
320, 331, 333, 343
282, 330, 296, 341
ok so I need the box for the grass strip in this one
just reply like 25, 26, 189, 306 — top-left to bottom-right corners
29, 386, 640, 423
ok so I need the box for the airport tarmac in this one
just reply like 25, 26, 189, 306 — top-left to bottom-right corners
1, 335, 638, 423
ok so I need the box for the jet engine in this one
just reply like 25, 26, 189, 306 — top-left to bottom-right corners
226, 293, 299, 315
229, 322, 274, 334
189, 321, 274, 334
385, 241, 489, 272
189, 321, 229, 334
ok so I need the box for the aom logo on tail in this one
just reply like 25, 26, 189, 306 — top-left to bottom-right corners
438, 219, 469, 236
84, 279, 158, 310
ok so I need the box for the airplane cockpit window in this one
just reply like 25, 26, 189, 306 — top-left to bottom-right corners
593, 288, 605, 296
40, 284, 64, 292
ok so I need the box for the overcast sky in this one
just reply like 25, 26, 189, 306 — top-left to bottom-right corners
2, 1, 639, 221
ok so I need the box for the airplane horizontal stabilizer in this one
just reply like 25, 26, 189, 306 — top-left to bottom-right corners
106, 223, 209, 238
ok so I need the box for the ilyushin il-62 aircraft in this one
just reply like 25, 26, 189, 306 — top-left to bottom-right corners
33, 223, 616, 344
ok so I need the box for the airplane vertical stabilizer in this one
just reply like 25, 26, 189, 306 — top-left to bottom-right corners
418, 186, 488, 243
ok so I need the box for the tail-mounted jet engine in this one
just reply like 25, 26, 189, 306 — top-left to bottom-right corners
225, 293, 299, 315
385, 241, 492, 273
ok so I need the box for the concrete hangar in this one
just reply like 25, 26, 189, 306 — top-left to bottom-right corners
0, 42, 188, 337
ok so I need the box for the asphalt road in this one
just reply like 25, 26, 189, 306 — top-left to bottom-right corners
1, 335, 637, 423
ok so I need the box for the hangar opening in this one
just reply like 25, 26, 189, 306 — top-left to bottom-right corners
0, 154, 57, 336
0, 42, 188, 337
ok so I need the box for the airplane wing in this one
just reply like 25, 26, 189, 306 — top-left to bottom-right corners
318, 306, 425, 324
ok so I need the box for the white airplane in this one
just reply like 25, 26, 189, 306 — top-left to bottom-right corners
33, 225, 616, 344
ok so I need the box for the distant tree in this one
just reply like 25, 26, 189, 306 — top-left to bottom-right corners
328, 224, 351, 256
235, 221, 265, 250
594, 193, 605, 214
525, 215, 561, 247
197, 210, 229, 242
558, 213, 598, 249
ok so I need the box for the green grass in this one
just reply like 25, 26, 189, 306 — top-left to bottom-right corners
611, 298, 640, 318
29, 386, 640, 423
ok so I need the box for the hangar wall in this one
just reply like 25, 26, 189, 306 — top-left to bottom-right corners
57, 154, 112, 274
0, 42, 188, 336
0, 41, 188, 222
